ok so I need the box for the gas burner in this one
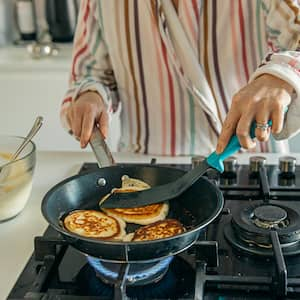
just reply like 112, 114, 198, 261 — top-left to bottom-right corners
224, 201, 300, 256
77, 256, 195, 299
87, 256, 173, 286
252, 205, 289, 229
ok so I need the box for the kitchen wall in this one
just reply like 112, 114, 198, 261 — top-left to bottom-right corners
0, 45, 121, 152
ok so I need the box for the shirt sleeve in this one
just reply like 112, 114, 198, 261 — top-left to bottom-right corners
60, 0, 120, 131
249, 0, 300, 140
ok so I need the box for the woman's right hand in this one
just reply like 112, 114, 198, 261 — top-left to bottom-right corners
66, 91, 109, 148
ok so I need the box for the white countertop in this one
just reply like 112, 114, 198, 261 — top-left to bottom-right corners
0, 44, 72, 72
1, 150, 300, 299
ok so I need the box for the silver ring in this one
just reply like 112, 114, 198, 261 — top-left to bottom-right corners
256, 122, 270, 131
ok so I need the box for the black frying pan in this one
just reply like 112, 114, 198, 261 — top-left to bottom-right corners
42, 165, 223, 262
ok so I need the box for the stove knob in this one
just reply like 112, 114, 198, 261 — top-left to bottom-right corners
249, 156, 266, 173
207, 169, 220, 182
191, 155, 219, 181
223, 156, 238, 174
191, 155, 206, 169
220, 176, 237, 186
279, 156, 296, 175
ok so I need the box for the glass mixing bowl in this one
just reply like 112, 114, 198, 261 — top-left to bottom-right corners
0, 135, 36, 222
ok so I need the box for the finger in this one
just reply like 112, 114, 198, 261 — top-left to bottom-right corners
255, 124, 271, 142
98, 110, 109, 138
66, 110, 75, 137
70, 108, 83, 139
80, 110, 95, 148
66, 109, 72, 128
236, 114, 256, 149
255, 111, 270, 142
216, 110, 240, 154
271, 104, 285, 134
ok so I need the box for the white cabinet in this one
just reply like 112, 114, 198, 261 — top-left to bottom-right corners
0, 46, 120, 152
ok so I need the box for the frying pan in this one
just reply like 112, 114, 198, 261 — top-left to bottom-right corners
42, 164, 224, 263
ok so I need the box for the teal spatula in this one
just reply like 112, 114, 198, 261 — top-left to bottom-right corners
100, 121, 272, 209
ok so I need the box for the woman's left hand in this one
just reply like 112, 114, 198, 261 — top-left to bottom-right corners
216, 74, 294, 154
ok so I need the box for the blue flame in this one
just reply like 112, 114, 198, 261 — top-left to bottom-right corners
87, 256, 173, 282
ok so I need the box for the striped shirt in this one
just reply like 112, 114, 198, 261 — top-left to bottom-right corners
61, 0, 300, 156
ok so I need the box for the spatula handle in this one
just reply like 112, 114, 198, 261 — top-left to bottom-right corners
89, 126, 115, 168
207, 120, 272, 172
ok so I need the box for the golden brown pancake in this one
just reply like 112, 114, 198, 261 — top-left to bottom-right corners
100, 176, 169, 225
131, 219, 185, 241
63, 210, 126, 240
121, 176, 151, 189
98, 176, 151, 207
101, 188, 169, 225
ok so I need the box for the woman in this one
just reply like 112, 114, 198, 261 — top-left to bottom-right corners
61, 0, 300, 156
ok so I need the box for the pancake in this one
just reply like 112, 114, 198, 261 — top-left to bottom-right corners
122, 232, 135, 242
100, 176, 169, 225
63, 210, 126, 240
98, 176, 151, 206
131, 219, 185, 241
101, 188, 169, 225
121, 176, 151, 189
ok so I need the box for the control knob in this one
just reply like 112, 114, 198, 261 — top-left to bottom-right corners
219, 156, 238, 185
223, 156, 238, 174
249, 156, 266, 174
191, 155, 219, 181
279, 156, 296, 176
191, 155, 205, 169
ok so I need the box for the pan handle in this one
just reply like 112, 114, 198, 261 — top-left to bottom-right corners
89, 126, 115, 168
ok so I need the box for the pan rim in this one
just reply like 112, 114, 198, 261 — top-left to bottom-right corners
42, 166, 224, 246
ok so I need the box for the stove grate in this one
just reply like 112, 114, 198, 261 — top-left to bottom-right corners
77, 256, 195, 299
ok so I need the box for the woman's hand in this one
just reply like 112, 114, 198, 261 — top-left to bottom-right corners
216, 74, 293, 154
66, 91, 109, 148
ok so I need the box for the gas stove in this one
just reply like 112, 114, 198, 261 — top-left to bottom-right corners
7, 156, 300, 299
